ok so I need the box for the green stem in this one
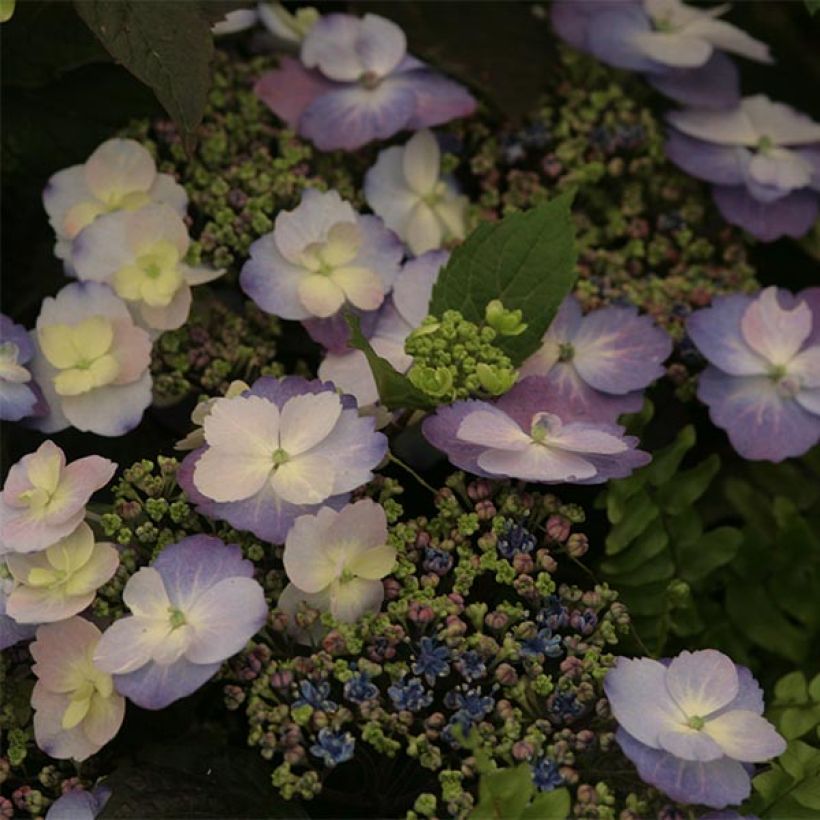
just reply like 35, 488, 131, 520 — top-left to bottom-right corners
387, 452, 438, 495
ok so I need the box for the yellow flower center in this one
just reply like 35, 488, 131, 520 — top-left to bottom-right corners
113, 240, 183, 307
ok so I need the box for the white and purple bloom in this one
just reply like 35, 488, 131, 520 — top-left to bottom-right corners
31, 617, 125, 761
687, 286, 820, 461
240, 188, 403, 352
43, 138, 187, 270
45, 786, 111, 820
319, 250, 447, 406
519, 295, 672, 424
72, 204, 223, 332
254, 13, 476, 151
0, 578, 37, 651
0, 314, 46, 422
0, 440, 116, 555
28, 282, 153, 437
423, 376, 650, 484
605, 649, 786, 808
364, 129, 467, 255
177, 376, 387, 544
282, 499, 396, 623
552, 0, 771, 109
93, 536, 267, 710
666, 95, 820, 241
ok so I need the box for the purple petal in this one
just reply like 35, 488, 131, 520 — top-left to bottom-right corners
665, 130, 750, 186
302, 308, 380, 352
665, 649, 739, 718
799, 286, 820, 349
254, 58, 336, 128
398, 71, 477, 130
616, 728, 752, 809
45, 790, 105, 820
715, 666, 764, 716
698, 367, 820, 461
649, 52, 740, 109
113, 656, 221, 710
712, 185, 820, 242
657, 727, 724, 762
578, 443, 652, 483
794, 146, 820, 193
586, 5, 659, 72
299, 83, 417, 151
0, 314, 35, 362
0, 381, 41, 422
421, 400, 496, 478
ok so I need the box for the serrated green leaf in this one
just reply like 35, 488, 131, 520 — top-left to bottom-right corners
429, 193, 577, 364
779, 706, 820, 741
677, 526, 742, 582
346, 314, 434, 411
600, 520, 668, 575
775, 672, 810, 705
520, 788, 571, 820
605, 489, 658, 554
471, 764, 534, 820
609, 551, 675, 586
658, 454, 720, 514
645, 425, 696, 487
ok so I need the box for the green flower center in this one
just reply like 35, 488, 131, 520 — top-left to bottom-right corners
687, 715, 706, 731
558, 342, 575, 362
272, 448, 290, 467
168, 607, 187, 630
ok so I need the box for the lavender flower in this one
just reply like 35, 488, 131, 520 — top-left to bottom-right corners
294, 680, 337, 712
520, 296, 672, 423
254, 13, 476, 151
412, 637, 451, 685
0, 314, 46, 422
45, 787, 111, 820
532, 757, 563, 792
310, 728, 355, 767
497, 523, 537, 559
343, 672, 379, 704
519, 628, 563, 660
388, 676, 433, 712
687, 287, 820, 461
605, 649, 786, 808
666, 95, 820, 241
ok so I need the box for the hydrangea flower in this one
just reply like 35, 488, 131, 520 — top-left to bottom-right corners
319, 250, 446, 405
532, 757, 563, 792
254, 13, 476, 151
211, 7, 258, 35
28, 282, 153, 436
519, 295, 672, 423
45, 786, 111, 820
4, 523, 118, 624
605, 649, 786, 808
257, 2, 319, 46
686, 286, 820, 461
666, 95, 820, 241
423, 376, 650, 484
0, 440, 116, 555
364, 129, 467, 255
178, 376, 387, 543
0, 313, 46, 422
388, 676, 433, 712
552, 0, 771, 108
175, 379, 250, 451
43, 138, 187, 270
310, 728, 355, 767
93, 536, 267, 710
72, 204, 223, 331
240, 189, 403, 351
282, 499, 396, 623
0, 577, 37, 650
31, 617, 125, 761
413, 637, 451, 685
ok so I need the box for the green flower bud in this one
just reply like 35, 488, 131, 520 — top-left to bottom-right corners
476, 363, 518, 396
408, 365, 454, 399
485, 299, 528, 336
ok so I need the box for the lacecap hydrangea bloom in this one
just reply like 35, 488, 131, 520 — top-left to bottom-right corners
254, 12, 476, 151
0, 440, 116, 555
178, 376, 387, 543
240, 188, 403, 351
28, 282, 153, 436
0, 313, 46, 422
423, 376, 650, 483
72, 203, 223, 332
519, 295, 672, 424
687, 286, 820, 461
319, 250, 446, 407
4, 522, 118, 624
31, 617, 126, 761
43, 138, 187, 270
93, 536, 266, 710
666, 95, 820, 241
282, 499, 396, 634
364, 129, 467, 255
605, 649, 786, 808
552, 0, 771, 109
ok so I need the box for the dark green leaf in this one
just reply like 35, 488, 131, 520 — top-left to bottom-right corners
521, 788, 571, 820
644, 425, 695, 487
609, 551, 675, 587
599, 520, 668, 575
604, 489, 658, 554
429, 193, 577, 364
677, 526, 742, 582
345, 314, 434, 411
657, 454, 720, 514
471, 764, 534, 820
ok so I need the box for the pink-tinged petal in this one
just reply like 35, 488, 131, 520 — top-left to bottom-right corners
138, 282, 192, 331
665, 130, 750, 185
740, 287, 812, 367
301, 14, 369, 81
616, 729, 752, 809
123, 202, 188, 256
666, 649, 739, 718
69, 211, 131, 283
330, 576, 384, 622
364, 144, 424, 238
30, 617, 101, 691
478, 444, 597, 482
93, 615, 162, 675
349, 214, 403, 294
456, 407, 531, 449
61, 372, 152, 436
332, 266, 387, 311
649, 52, 740, 109
36, 282, 131, 333
113, 656, 221, 710
193, 448, 273, 503
686, 294, 766, 376
698, 368, 820, 461
254, 59, 335, 128
184, 576, 267, 664
401, 70, 477, 130
357, 13, 407, 77
82, 691, 125, 747
298, 273, 346, 318
6, 585, 95, 624
550, 0, 598, 50
712, 185, 819, 242
549, 420, 629, 455
84, 139, 155, 200
58, 456, 117, 520
43, 165, 91, 240
110, 320, 152, 384
742, 95, 820, 147
270, 452, 336, 505
33, 688, 99, 761
572, 306, 672, 394
5, 439, 65, 501
279, 391, 343, 455
334, 498, 388, 551
604, 657, 684, 749
300, 83, 417, 152
0, 505, 84, 556
704, 710, 786, 762
122, 567, 171, 619
657, 726, 725, 762
202, 395, 280, 455
319, 349, 379, 407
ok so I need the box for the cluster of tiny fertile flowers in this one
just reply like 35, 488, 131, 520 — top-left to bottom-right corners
223, 478, 633, 815
254, 12, 476, 151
